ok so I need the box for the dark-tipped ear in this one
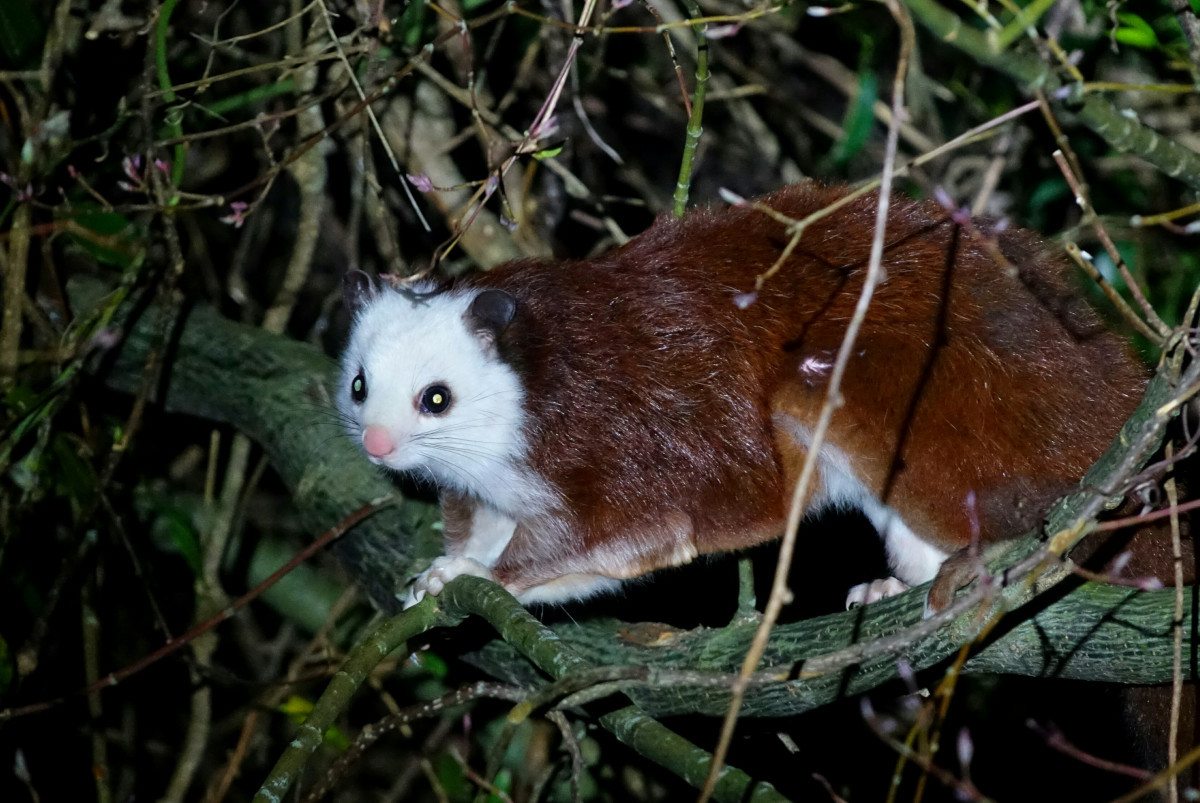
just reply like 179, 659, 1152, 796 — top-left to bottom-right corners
466, 289, 517, 350
342, 270, 380, 315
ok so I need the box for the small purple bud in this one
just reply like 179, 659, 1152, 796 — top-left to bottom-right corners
957, 727, 974, 769
122, 155, 141, 181
706, 23, 743, 39
406, 173, 434, 192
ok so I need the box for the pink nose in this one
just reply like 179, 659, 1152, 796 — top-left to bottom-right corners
363, 425, 395, 458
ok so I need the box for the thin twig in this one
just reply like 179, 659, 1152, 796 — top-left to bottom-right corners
304, 682, 528, 802
699, 2, 916, 799
315, 0, 428, 231
0, 498, 394, 722
1168, 441, 1183, 803
1050, 149, 1170, 339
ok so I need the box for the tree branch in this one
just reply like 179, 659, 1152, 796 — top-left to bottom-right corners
902, 0, 1200, 190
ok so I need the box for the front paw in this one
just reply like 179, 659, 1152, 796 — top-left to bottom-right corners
845, 576, 910, 609
403, 556, 495, 609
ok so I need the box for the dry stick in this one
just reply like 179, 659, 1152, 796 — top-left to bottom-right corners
303, 681, 528, 803
1114, 742, 1200, 803
630, 0, 692, 120
1166, 286, 1200, 800
253, 596, 450, 803
697, 0, 915, 798
867, 709, 990, 802
0, 498, 393, 722
419, 0, 602, 270
1034, 722, 1153, 780
913, 623, 987, 802
0, 0, 73, 387
0, 193, 30, 389
205, 710, 262, 803
1031, 89, 1090, 221
1090, 497, 1200, 532
82, 583, 113, 803
507, 4, 780, 35
1171, 0, 1200, 77
742, 99, 1043, 292
1044, 113, 1157, 334
215, 2, 516, 205
1133, 200, 1200, 229
1063, 243, 1161, 343
408, 58, 619, 244
1168, 441, 1183, 803
1050, 148, 1171, 338
546, 709, 585, 803
148, 48, 360, 98
315, 0, 429, 231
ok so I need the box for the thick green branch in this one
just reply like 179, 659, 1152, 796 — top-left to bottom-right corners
73, 276, 441, 611
903, 0, 1200, 190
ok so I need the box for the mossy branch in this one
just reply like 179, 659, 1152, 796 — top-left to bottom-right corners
902, 0, 1200, 190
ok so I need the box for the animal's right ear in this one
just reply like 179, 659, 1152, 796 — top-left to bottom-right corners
466, 289, 517, 353
342, 270, 380, 315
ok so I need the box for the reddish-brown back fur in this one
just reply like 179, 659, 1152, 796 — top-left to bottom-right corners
458, 182, 1147, 592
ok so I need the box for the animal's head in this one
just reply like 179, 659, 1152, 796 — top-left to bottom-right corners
338, 270, 526, 495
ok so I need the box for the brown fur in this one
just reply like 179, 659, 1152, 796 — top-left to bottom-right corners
446, 182, 1147, 594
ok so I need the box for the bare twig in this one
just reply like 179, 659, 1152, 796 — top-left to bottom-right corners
0, 499, 394, 722
1050, 149, 1170, 340
699, 1, 916, 799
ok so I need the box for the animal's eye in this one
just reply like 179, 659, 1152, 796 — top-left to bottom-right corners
351, 372, 367, 403
419, 384, 452, 415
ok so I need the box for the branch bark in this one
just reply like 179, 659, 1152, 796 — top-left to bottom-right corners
902, 0, 1200, 190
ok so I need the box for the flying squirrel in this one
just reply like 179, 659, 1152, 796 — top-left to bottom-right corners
337, 181, 1148, 610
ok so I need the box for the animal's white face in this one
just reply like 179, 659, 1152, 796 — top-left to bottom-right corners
338, 283, 529, 505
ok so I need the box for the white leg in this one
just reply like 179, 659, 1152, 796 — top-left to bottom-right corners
403, 555, 495, 609
453, 505, 517, 565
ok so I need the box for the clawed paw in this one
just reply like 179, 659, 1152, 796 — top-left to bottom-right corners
402, 556, 495, 609
845, 576, 910, 609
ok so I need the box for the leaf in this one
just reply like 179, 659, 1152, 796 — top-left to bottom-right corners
1113, 13, 1159, 49
278, 695, 351, 750
486, 768, 513, 802
416, 650, 449, 678
64, 211, 147, 272
156, 509, 203, 578
829, 42, 878, 169
1025, 176, 1069, 227
431, 751, 470, 799
397, 0, 428, 50
531, 143, 564, 161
